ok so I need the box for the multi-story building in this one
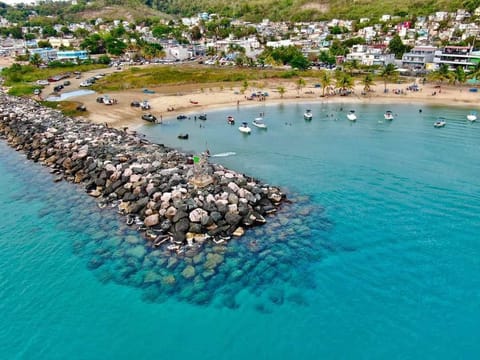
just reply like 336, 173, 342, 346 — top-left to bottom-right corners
345, 45, 394, 66
401, 45, 437, 70
30, 47, 57, 62
433, 45, 480, 70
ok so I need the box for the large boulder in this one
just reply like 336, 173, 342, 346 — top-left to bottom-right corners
144, 214, 159, 227
189, 208, 208, 222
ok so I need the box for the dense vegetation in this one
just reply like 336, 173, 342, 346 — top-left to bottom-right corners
1, 0, 479, 23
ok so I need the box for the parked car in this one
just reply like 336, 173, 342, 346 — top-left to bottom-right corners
53, 85, 64, 92
36, 79, 49, 86
141, 113, 157, 122
33, 88, 41, 95
140, 100, 151, 110
131, 101, 140, 107
76, 104, 87, 111
80, 81, 92, 87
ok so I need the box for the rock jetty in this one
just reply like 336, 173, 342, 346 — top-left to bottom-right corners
0, 94, 286, 252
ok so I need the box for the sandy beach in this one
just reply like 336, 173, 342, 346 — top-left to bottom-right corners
40, 66, 480, 130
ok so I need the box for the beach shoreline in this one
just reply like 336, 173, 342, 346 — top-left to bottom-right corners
39, 67, 479, 129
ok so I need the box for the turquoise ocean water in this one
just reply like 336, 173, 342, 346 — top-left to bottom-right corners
1, 102, 480, 359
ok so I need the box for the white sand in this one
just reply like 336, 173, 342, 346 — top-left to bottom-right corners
38, 66, 480, 130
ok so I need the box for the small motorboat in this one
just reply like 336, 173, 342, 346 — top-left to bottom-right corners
176, 114, 187, 120
434, 117, 446, 128
177, 133, 189, 140
347, 110, 357, 121
252, 117, 267, 129
304, 109, 313, 120
467, 111, 477, 122
384, 110, 394, 120
227, 115, 235, 125
239, 121, 251, 134
198, 113, 207, 120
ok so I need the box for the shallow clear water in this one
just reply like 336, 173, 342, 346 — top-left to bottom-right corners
1, 102, 480, 359
45, 89, 95, 101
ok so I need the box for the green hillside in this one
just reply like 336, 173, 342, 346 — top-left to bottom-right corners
146, 0, 478, 21
2, 0, 479, 23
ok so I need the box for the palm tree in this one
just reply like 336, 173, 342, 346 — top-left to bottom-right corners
428, 63, 452, 85
343, 59, 359, 76
453, 67, 466, 86
380, 63, 397, 93
467, 62, 480, 86
296, 77, 306, 97
361, 73, 375, 93
277, 86, 286, 99
336, 72, 354, 95
318, 70, 331, 97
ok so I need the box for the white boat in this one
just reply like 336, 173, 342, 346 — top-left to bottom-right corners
347, 110, 357, 121
252, 117, 267, 129
304, 109, 313, 120
384, 110, 394, 120
467, 111, 477, 122
239, 121, 251, 134
434, 117, 446, 128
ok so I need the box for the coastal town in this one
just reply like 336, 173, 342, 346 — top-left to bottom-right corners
2, 1, 480, 356
1, 1, 480, 249
0, 3, 479, 78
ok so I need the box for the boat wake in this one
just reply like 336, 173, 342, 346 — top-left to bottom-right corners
211, 152, 236, 157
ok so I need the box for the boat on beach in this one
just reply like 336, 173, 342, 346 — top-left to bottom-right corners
347, 110, 357, 121
304, 109, 313, 120
384, 110, 394, 120
467, 111, 477, 122
434, 117, 446, 128
252, 117, 267, 129
239, 121, 251, 134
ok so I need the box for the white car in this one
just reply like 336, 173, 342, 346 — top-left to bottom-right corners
79, 81, 92, 87
36, 80, 49, 86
